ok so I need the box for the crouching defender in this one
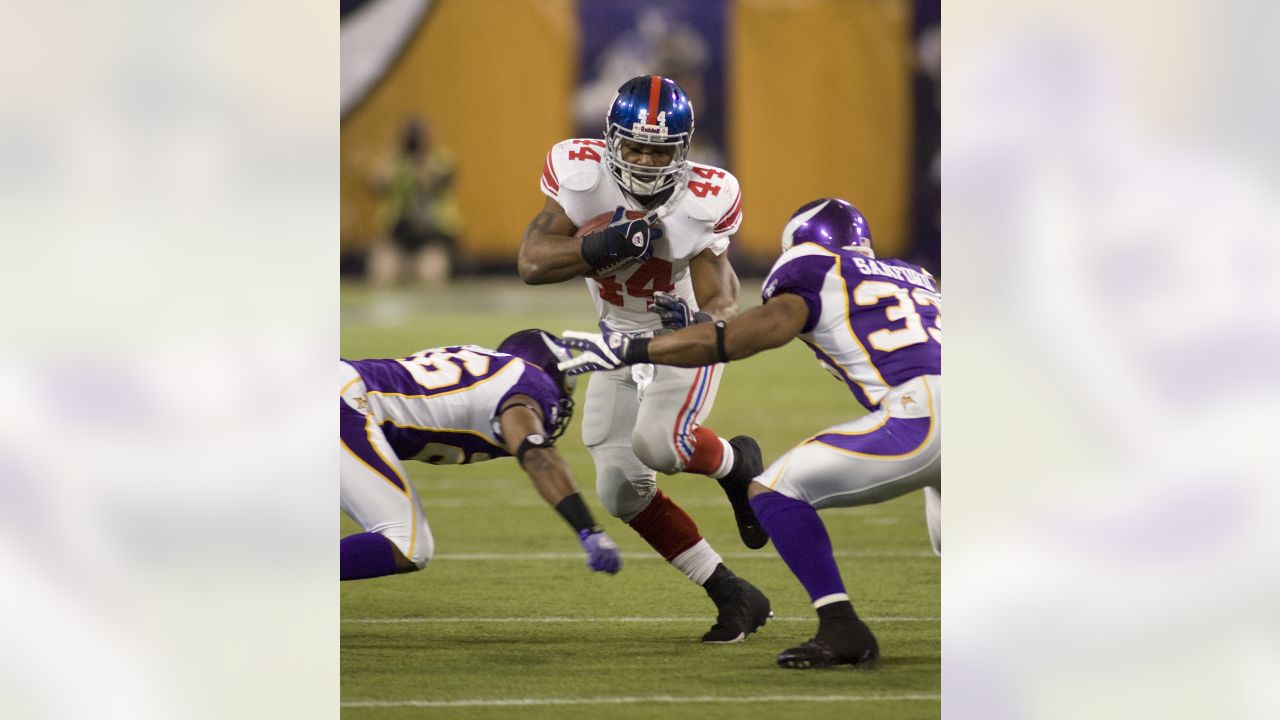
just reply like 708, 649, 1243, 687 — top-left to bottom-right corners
340, 329, 621, 581
560, 199, 941, 668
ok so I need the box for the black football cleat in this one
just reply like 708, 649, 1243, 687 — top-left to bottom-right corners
718, 436, 769, 549
776, 620, 880, 669
702, 577, 773, 643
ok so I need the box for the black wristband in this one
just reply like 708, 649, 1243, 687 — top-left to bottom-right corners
516, 433, 553, 465
714, 321, 729, 363
554, 493, 601, 534
580, 233, 610, 269
622, 337, 651, 364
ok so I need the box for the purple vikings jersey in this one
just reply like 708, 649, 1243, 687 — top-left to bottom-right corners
762, 245, 941, 411
342, 345, 563, 465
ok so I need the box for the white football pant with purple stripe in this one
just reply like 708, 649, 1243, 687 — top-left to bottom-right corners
757, 375, 941, 556
340, 363, 435, 569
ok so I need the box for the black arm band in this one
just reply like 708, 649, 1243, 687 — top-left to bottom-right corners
580, 233, 609, 269
622, 337, 651, 364
515, 433, 553, 465
714, 321, 729, 363
554, 493, 601, 534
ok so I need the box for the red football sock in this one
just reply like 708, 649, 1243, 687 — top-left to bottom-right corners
681, 425, 725, 475
627, 489, 704, 561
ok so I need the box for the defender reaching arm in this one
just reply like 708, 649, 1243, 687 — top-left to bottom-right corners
497, 394, 620, 575
560, 293, 808, 373
491, 333, 622, 576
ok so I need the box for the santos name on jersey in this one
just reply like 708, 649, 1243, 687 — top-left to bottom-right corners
341, 346, 562, 465
541, 138, 743, 333
763, 245, 942, 411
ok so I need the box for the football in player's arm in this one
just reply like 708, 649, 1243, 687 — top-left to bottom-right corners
559, 199, 942, 670
339, 330, 620, 582
515, 75, 772, 645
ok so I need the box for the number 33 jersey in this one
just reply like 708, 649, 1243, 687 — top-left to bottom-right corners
341, 346, 562, 465
540, 138, 744, 333
763, 244, 942, 412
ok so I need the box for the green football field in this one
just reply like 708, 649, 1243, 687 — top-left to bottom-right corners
340, 279, 940, 719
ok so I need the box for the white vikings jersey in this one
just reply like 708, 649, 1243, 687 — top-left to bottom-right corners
540, 138, 744, 333
340, 346, 562, 465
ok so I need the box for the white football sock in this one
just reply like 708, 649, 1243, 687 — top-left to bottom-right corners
671, 540, 723, 585
710, 438, 735, 479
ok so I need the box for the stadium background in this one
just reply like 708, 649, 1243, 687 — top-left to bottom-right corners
340, 0, 939, 275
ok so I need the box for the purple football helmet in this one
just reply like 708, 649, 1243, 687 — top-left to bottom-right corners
604, 75, 695, 197
780, 198, 874, 256
496, 329, 576, 440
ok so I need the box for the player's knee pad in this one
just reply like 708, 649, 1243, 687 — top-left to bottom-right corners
406, 528, 434, 571
924, 485, 941, 557
590, 445, 657, 522
630, 424, 683, 475
385, 517, 434, 571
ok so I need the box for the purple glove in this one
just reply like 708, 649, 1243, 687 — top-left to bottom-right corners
577, 529, 621, 574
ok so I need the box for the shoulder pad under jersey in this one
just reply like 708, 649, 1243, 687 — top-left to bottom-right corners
541, 139, 605, 198
765, 241, 833, 276
683, 163, 743, 234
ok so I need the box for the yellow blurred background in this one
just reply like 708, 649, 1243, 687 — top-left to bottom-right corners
342, 0, 918, 268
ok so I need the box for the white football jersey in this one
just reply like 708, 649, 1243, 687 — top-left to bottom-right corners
540, 138, 743, 332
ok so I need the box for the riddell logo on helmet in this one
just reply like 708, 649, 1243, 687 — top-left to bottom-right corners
630, 110, 668, 137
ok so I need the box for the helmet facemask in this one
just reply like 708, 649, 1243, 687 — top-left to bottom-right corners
604, 115, 690, 197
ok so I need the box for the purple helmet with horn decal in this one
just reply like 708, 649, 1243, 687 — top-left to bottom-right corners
496, 329, 576, 440
780, 198, 874, 257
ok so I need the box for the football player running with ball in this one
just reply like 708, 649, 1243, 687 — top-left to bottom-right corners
340, 330, 621, 581
518, 75, 771, 643
559, 199, 942, 669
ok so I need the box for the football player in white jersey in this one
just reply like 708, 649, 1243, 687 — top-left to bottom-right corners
517, 75, 771, 643
559, 198, 941, 668
340, 330, 621, 582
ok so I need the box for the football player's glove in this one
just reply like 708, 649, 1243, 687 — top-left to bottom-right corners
649, 291, 711, 331
578, 529, 621, 574
580, 207, 661, 273
557, 330, 634, 376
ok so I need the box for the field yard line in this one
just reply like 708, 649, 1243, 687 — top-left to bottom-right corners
431, 550, 936, 560
344, 616, 938, 624
342, 693, 941, 708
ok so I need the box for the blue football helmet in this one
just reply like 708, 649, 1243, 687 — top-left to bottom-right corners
496, 329, 576, 440
780, 198, 874, 256
604, 75, 695, 197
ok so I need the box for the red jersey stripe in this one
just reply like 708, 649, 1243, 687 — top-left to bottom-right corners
714, 192, 742, 232
542, 153, 559, 192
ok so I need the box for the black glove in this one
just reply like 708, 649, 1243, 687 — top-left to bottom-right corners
580, 207, 661, 274
649, 291, 712, 331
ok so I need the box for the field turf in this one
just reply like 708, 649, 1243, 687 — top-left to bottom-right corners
340, 279, 940, 719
